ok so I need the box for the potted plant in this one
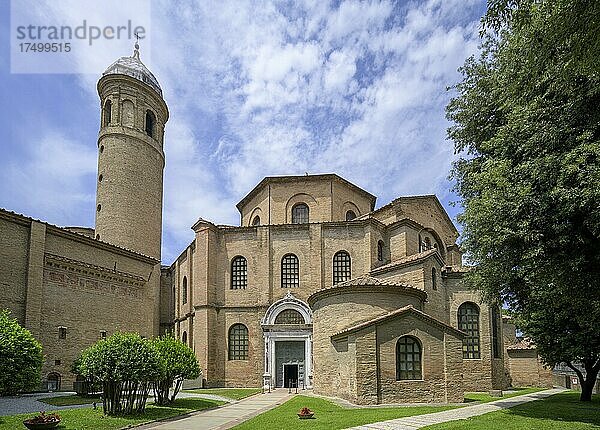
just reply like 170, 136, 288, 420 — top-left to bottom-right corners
23, 411, 61, 429
297, 406, 315, 419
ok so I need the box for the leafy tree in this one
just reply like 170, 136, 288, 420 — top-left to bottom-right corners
152, 336, 201, 405
0, 310, 43, 396
447, 0, 600, 401
70, 353, 99, 396
79, 332, 162, 415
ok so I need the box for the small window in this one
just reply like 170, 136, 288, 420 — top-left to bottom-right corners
231, 256, 248, 289
345, 210, 357, 221
275, 309, 305, 324
97, 204, 101, 212
47, 372, 61, 391
103, 100, 112, 126
100, 145, 104, 153
492, 307, 501, 359
458, 302, 480, 359
292, 203, 309, 224
98, 174, 103, 182
377, 240, 384, 262
182, 331, 187, 345
96, 234, 100, 240
228, 324, 248, 360
424, 237, 431, 250
252, 215, 260, 226
100, 330, 107, 340
54, 359, 61, 366
333, 251, 351, 285
432, 268, 437, 290
145, 110, 156, 138
281, 254, 299, 288
182, 276, 188, 305
396, 336, 422, 380
58, 327, 67, 339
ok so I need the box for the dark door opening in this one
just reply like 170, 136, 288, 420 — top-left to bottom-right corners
283, 364, 298, 388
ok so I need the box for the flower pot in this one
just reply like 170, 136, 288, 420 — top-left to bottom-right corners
23, 419, 61, 429
297, 413, 314, 419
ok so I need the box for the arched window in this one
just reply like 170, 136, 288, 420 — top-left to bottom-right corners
458, 302, 480, 359
228, 324, 248, 360
292, 203, 309, 224
252, 215, 260, 226
103, 100, 112, 126
333, 251, 351, 285
182, 331, 187, 345
47, 372, 61, 391
432, 268, 437, 290
145, 110, 156, 138
231, 256, 247, 289
275, 309, 305, 324
492, 306, 501, 358
396, 336, 422, 380
281, 254, 299, 288
182, 276, 188, 305
345, 210, 357, 221
424, 237, 431, 250
377, 240, 384, 262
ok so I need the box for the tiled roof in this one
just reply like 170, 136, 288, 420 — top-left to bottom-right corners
334, 275, 411, 288
370, 249, 439, 274
507, 337, 537, 350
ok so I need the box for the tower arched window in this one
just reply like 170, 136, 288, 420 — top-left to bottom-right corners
103, 100, 112, 126
432, 268, 437, 290
458, 302, 480, 359
333, 251, 351, 285
345, 210, 357, 221
252, 215, 260, 226
182, 276, 188, 305
275, 309, 305, 324
292, 203, 309, 224
145, 110, 156, 138
228, 324, 248, 360
231, 256, 247, 290
377, 240, 384, 262
281, 254, 299, 288
182, 331, 187, 345
396, 336, 422, 380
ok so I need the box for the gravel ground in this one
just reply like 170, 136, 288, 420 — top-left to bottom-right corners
0, 391, 94, 416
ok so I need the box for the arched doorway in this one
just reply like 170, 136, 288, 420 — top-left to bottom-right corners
261, 291, 313, 389
47, 372, 61, 391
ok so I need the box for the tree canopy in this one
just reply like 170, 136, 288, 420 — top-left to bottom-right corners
447, 0, 600, 400
0, 310, 43, 396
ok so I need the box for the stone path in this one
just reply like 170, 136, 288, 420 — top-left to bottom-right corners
346, 388, 566, 430
136, 388, 292, 430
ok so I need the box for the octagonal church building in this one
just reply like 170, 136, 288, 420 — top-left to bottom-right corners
0, 46, 507, 405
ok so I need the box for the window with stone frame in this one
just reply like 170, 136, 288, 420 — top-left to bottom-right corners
58, 327, 67, 339
228, 324, 248, 360
491, 306, 502, 358
396, 336, 422, 380
231, 256, 248, 289
103, 99, 112, 126
345, 210, 357, 221
281, 254, 299, 288
458, 302, 481, 359
182, 276, 188, 304
291, 203, 309, 224
182, 331, 187, 345
377, 240, 384, 261
333, 250, 351, 285
252, 215, 260, 226
145, 110, 156, 137
274, 309, 305, 324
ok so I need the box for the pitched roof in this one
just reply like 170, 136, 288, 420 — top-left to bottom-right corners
507, 337, 537, 351
370, 249, 440, 275
334, 275, 409, 287
331, 305, 466, 340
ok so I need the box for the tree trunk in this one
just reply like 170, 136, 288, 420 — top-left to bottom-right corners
567, 360, 599, 402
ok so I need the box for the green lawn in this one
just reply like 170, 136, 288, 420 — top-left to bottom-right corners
39, 394, 101, 406
0, 397, 224, 430
183, 388, 262, 400
231, 395, 459, 430
464, 387, 544, 403
424, 391, 600, 429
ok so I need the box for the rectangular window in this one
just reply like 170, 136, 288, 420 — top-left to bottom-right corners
58, 327, 67, 339
54, 359, 61, 366
100, 330, 107, 340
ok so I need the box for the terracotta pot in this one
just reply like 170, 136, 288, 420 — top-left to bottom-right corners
297, 413, 315, 419
22, 419, 61, 429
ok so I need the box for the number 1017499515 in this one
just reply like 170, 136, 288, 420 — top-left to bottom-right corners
19, 42, 71, 52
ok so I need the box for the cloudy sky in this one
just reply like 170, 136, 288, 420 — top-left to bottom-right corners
0, 0, 486, 263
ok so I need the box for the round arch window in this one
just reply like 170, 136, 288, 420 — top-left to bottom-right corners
274, 309, 305, 324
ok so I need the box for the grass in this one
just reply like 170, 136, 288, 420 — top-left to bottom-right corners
183, 388, 262, 400
0, 397, 224, 430
39, 394, 101, 406
464, 387, 544, 403
230, 395, 459, 430
423, 391, 600, 429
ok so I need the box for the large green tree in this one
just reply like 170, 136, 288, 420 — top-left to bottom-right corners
447, 0, 600, 401
0, 310, 43, 396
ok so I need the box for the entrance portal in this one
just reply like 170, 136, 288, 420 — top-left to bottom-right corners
283, 364, 299, 388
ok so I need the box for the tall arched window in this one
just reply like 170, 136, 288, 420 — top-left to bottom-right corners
281, 254, 299, 288
492, 306, 501, 358
432, 268, 437, 290
345, 210, 357, 221
145, 110, 156, 137
333, 251, 351, 285
396, 336, 422, 380
377, 240, 384, 262
182, 331, 187, 345
103, 100, 112, 126
252, 215, 260, 226
458, 302, 480, 359
231, 256, 247, 289
182, 276, 188, 305
292, 203, 309, 224
274, 309, 305, 324
228, 324, 248, 360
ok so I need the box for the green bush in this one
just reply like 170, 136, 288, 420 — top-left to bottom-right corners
0, 310, 43, 396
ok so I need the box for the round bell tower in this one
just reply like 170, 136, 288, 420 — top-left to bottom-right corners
95, 43, 168, 261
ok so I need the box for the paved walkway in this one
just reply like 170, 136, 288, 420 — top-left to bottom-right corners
347, 388, 566, 430
137, 388, 292, 430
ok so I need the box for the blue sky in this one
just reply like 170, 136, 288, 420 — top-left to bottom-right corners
0, 0, 487, 263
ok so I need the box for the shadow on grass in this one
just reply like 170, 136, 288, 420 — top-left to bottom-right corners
503, 392, 600, 426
